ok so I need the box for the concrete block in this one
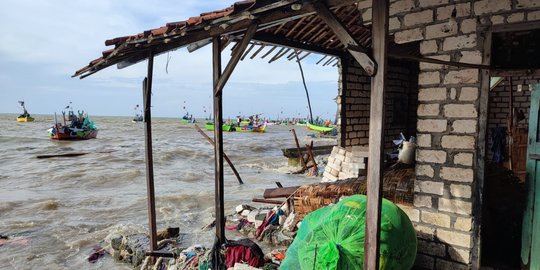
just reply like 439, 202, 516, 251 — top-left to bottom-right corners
442, 34, 477, 51
417, 149, 447, 163
418, 103, 440, 116
454, 152, 473, 166
415, 180, 444, 195
444, 69, 479, 84
473, 0, 511, 15
440, 167, 474, 182
450, 184, 472, 198
454, 217, 472, 231
451, 119, 477, 133
439, 198, 472, 215
444, 104, 478, 118
419, 71, 441, 85
426, 22, 457, 39
421, 211, 451, 227
417, 119, 448, 133
441, 135, 475, 149
459, 87, 479, 101
419, 87, 447, 101
437, 229, 472, 248
404, 10, 434, 26
414, 194, 433, 208
395, 28, 424, 44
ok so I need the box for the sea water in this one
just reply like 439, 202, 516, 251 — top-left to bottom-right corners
0, 114, 335, 269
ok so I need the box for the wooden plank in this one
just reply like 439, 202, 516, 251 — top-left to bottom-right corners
471, 30, 491, 270
252, 198, 284, 204
313, 1, 376, 76
491, 21, 540, 33
143, 51, 158, 253
387, 51, 490, 70
263, 186, 300, 198
364, 0, 388, 269
212, 37, 226, 255
214, 22, 259, 96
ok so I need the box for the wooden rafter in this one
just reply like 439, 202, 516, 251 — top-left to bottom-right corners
214, 22, 259, 96
313, 1, 376, 76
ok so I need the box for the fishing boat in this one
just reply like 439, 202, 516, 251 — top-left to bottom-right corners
48, 105, 98, 140
234, 122, 267, 133
132, 104, 143, 122
307, 121, 334, 133
16, 101, 34, 122
205, 122, 235, 132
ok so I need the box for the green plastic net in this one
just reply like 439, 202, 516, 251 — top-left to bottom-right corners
281, 194, 417, 270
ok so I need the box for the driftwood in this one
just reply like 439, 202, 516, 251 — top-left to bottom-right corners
37, 153, 88, 159
252, 198, 284, 204
263, 186, 300, 198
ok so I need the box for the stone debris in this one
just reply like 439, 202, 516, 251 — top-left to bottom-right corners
322, 146, 368, 182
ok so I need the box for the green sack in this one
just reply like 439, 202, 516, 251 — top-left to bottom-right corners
281, 195, 417, 270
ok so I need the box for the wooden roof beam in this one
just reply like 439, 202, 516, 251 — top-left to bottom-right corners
253, 32, 344, 56
214, 21, 259, 96
313, 1, 376, 76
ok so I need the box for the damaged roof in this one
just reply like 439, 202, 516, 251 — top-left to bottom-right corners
74, 0, 372, 78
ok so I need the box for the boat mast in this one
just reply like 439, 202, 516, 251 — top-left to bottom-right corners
296, 55, 314, 123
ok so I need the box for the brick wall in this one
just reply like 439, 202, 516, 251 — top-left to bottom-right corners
487, 75, 539, 160
337, 58, 419, 150
352, 0, 540, 269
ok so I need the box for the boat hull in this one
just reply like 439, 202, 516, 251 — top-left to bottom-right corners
17, 116, 34, 122
205, 123, 233, 131
49, 127, 98, 140
234, 122, 267, 133
307, 122, 334, 132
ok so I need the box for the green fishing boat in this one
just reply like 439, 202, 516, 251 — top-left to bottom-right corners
205, 122, 234, 132
307, 121, 334, 132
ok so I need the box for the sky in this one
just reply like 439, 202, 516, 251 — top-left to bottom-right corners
0, 0, 339, 119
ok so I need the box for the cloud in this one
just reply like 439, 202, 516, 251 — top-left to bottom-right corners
0, 0, 339, 118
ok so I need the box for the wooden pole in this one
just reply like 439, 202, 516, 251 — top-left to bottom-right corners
365, 0, 388, 269
290, 129, 308, 171
296, 55, 314, 122
340, 57, 348, 147
143, 50, 158, 254
194, 124, 244, 185
212, 36, 226, 266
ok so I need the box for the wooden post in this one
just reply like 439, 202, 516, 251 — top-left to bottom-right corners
365, 1, 388, 269
143, 50, 158, 254
212, 36, 226, 261
340, 57, 348, 147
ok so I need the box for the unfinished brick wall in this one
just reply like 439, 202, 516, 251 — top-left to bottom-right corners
351, 0, 540, 269
337, 58, 418, 150
487, 75, 539, 160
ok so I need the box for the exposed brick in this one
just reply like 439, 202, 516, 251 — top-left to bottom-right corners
437, 229, 472, 248
417, 134, 432, 147
454, 153, 473, 166
451, 120, 477, 133
419, 87, 446, 101
418, 103, 440, 116
417, 149, 447, 163
444, 104, 478, 118
516, 0, 540, 9
404, 10, 434, 26
448, 248, 471, 264
473, 0, 511, 15
415, 224, 436, 240
426, 22, 458, 39
440, 167, 474, 182
459, 87, 479, 101
442, 135, 475, 149
507, 13, 525, 23
420, 55, 450, 70
417, 164, 435, 177
399, 205, 420, 222
414, 194, 433, 208
421, 211, 451, 227
491, 15, 505, 24
415, 180, 444, 195
436, 3, 471, 20
418, 119, 448, 132
390, 0, 415, 16
450, 184, 472, 198
439, 198, 472, 215
389, 17, 401, 30
395, 28, 424, 44
459, 50, 482, 64
454, 217, 472, 232
436, 258, 469, 270
444, 69, 479, 84
418, 239, 446, 257
420, 40, 438, 54
528, 10, 540, 21
418, 0, 448, 8
460, 18, 477, 34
